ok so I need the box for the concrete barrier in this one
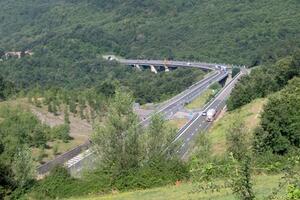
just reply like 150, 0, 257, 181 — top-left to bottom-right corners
36, 140, 91, 176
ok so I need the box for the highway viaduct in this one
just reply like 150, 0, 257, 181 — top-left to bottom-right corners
37, 58, 241, 177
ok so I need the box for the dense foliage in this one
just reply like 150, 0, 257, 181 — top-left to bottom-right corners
0, 56, 204, 104
0, 75, 15, 100
254, 77, 300, 154
0, 105, 75, 198
227, 51, 300, 110
0, 0, 299, 65
0, 0, 299, 199
28, 91, 189, 199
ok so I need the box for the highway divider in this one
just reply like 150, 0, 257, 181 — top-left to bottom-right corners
173, 72, 243, 142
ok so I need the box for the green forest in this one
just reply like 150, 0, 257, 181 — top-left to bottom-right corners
1, 0, 299, 65
1, 0, 299, 103
0, 0, 300, 199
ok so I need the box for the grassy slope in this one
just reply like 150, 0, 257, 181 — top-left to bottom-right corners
67, 174, 282, 200
0, 99, 91, 163
209, 98, 266, 155
66, 98, 268, 200
166, 118, 188, 130
185, 89, 213, 110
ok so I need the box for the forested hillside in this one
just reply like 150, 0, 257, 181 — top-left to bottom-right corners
0, 0, 299, 103
1, 0, 299, 65
0, 1, 300, 199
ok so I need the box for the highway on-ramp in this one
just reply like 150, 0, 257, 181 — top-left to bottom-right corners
138, 70, 228, 126
38, 59, 232, 176
173, 72, 244, 159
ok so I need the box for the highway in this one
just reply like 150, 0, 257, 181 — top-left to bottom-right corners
119, 59, 219, 71
63, 59, 229, 175
138, 70, 228, 126
173, 72, 244, 159
119, 59, 229, 126
40, 59, 233, 176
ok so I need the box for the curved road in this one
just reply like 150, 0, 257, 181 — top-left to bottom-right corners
38, 59, 232, 176
175, 72, 244, 158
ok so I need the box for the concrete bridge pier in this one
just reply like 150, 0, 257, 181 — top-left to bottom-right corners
134, 64, 142, 71
164, 65, 170, 72
150, 65, 158, 74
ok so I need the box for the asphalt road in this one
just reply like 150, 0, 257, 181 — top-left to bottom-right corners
64, 59, 232, 174
119, 59, 219, 71
174, 72, 244, 159
139, 70, 228, 126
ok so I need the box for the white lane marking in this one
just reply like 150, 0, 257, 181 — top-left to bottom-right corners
174, 114, 201, 142
175, 72, 243, 142
182, 150, 189, 159
140, 71, 222, 124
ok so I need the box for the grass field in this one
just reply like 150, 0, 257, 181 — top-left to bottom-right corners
185, 89, 213, 110
66, 174, 283, 200
208, 98, 266, 155
65, 98, 275, 200
166, 118, 188, 130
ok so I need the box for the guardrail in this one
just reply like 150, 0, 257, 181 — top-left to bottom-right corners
37, 63, 232, 176
174, 72, 243, 141
139, 71, 225, 126
36, 140, 91, 176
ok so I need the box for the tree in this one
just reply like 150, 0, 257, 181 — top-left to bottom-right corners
0, 48, 4, 58
69, 100, 77, 115
226, 116, 249, 161
230, 155, 255, 200
11, 145, 35, 188
144, 114, 177, 161
31, 124, 47, 148
64, 106, 70, 124
254, 77, 300, 154
92, 89, 141, 172
0, 76, 15, 100
51, 124, 71, 142
232, 67, 241, 78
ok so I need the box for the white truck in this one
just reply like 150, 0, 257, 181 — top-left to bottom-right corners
206, 108, 216, 122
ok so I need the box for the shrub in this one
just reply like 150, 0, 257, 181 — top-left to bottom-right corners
51, 124, 71, 142
30, 166, 79, 199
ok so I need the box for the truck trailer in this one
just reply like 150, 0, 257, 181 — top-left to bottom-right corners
206, 108, 216, 122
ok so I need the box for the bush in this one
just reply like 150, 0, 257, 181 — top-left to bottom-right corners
232, 67, 241, 78
30, 166, 79, 199
51, 124, 71, 142
253, 77, 300, 154
28, 158, 189, 199
112, 159, 190, 190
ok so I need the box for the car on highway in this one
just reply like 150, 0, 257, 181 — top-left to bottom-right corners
187, 62, 191, 66
201, 111, 207, 116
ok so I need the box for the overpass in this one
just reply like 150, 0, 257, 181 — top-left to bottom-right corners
119, 59, 227, 73
37, 58, 232, 176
